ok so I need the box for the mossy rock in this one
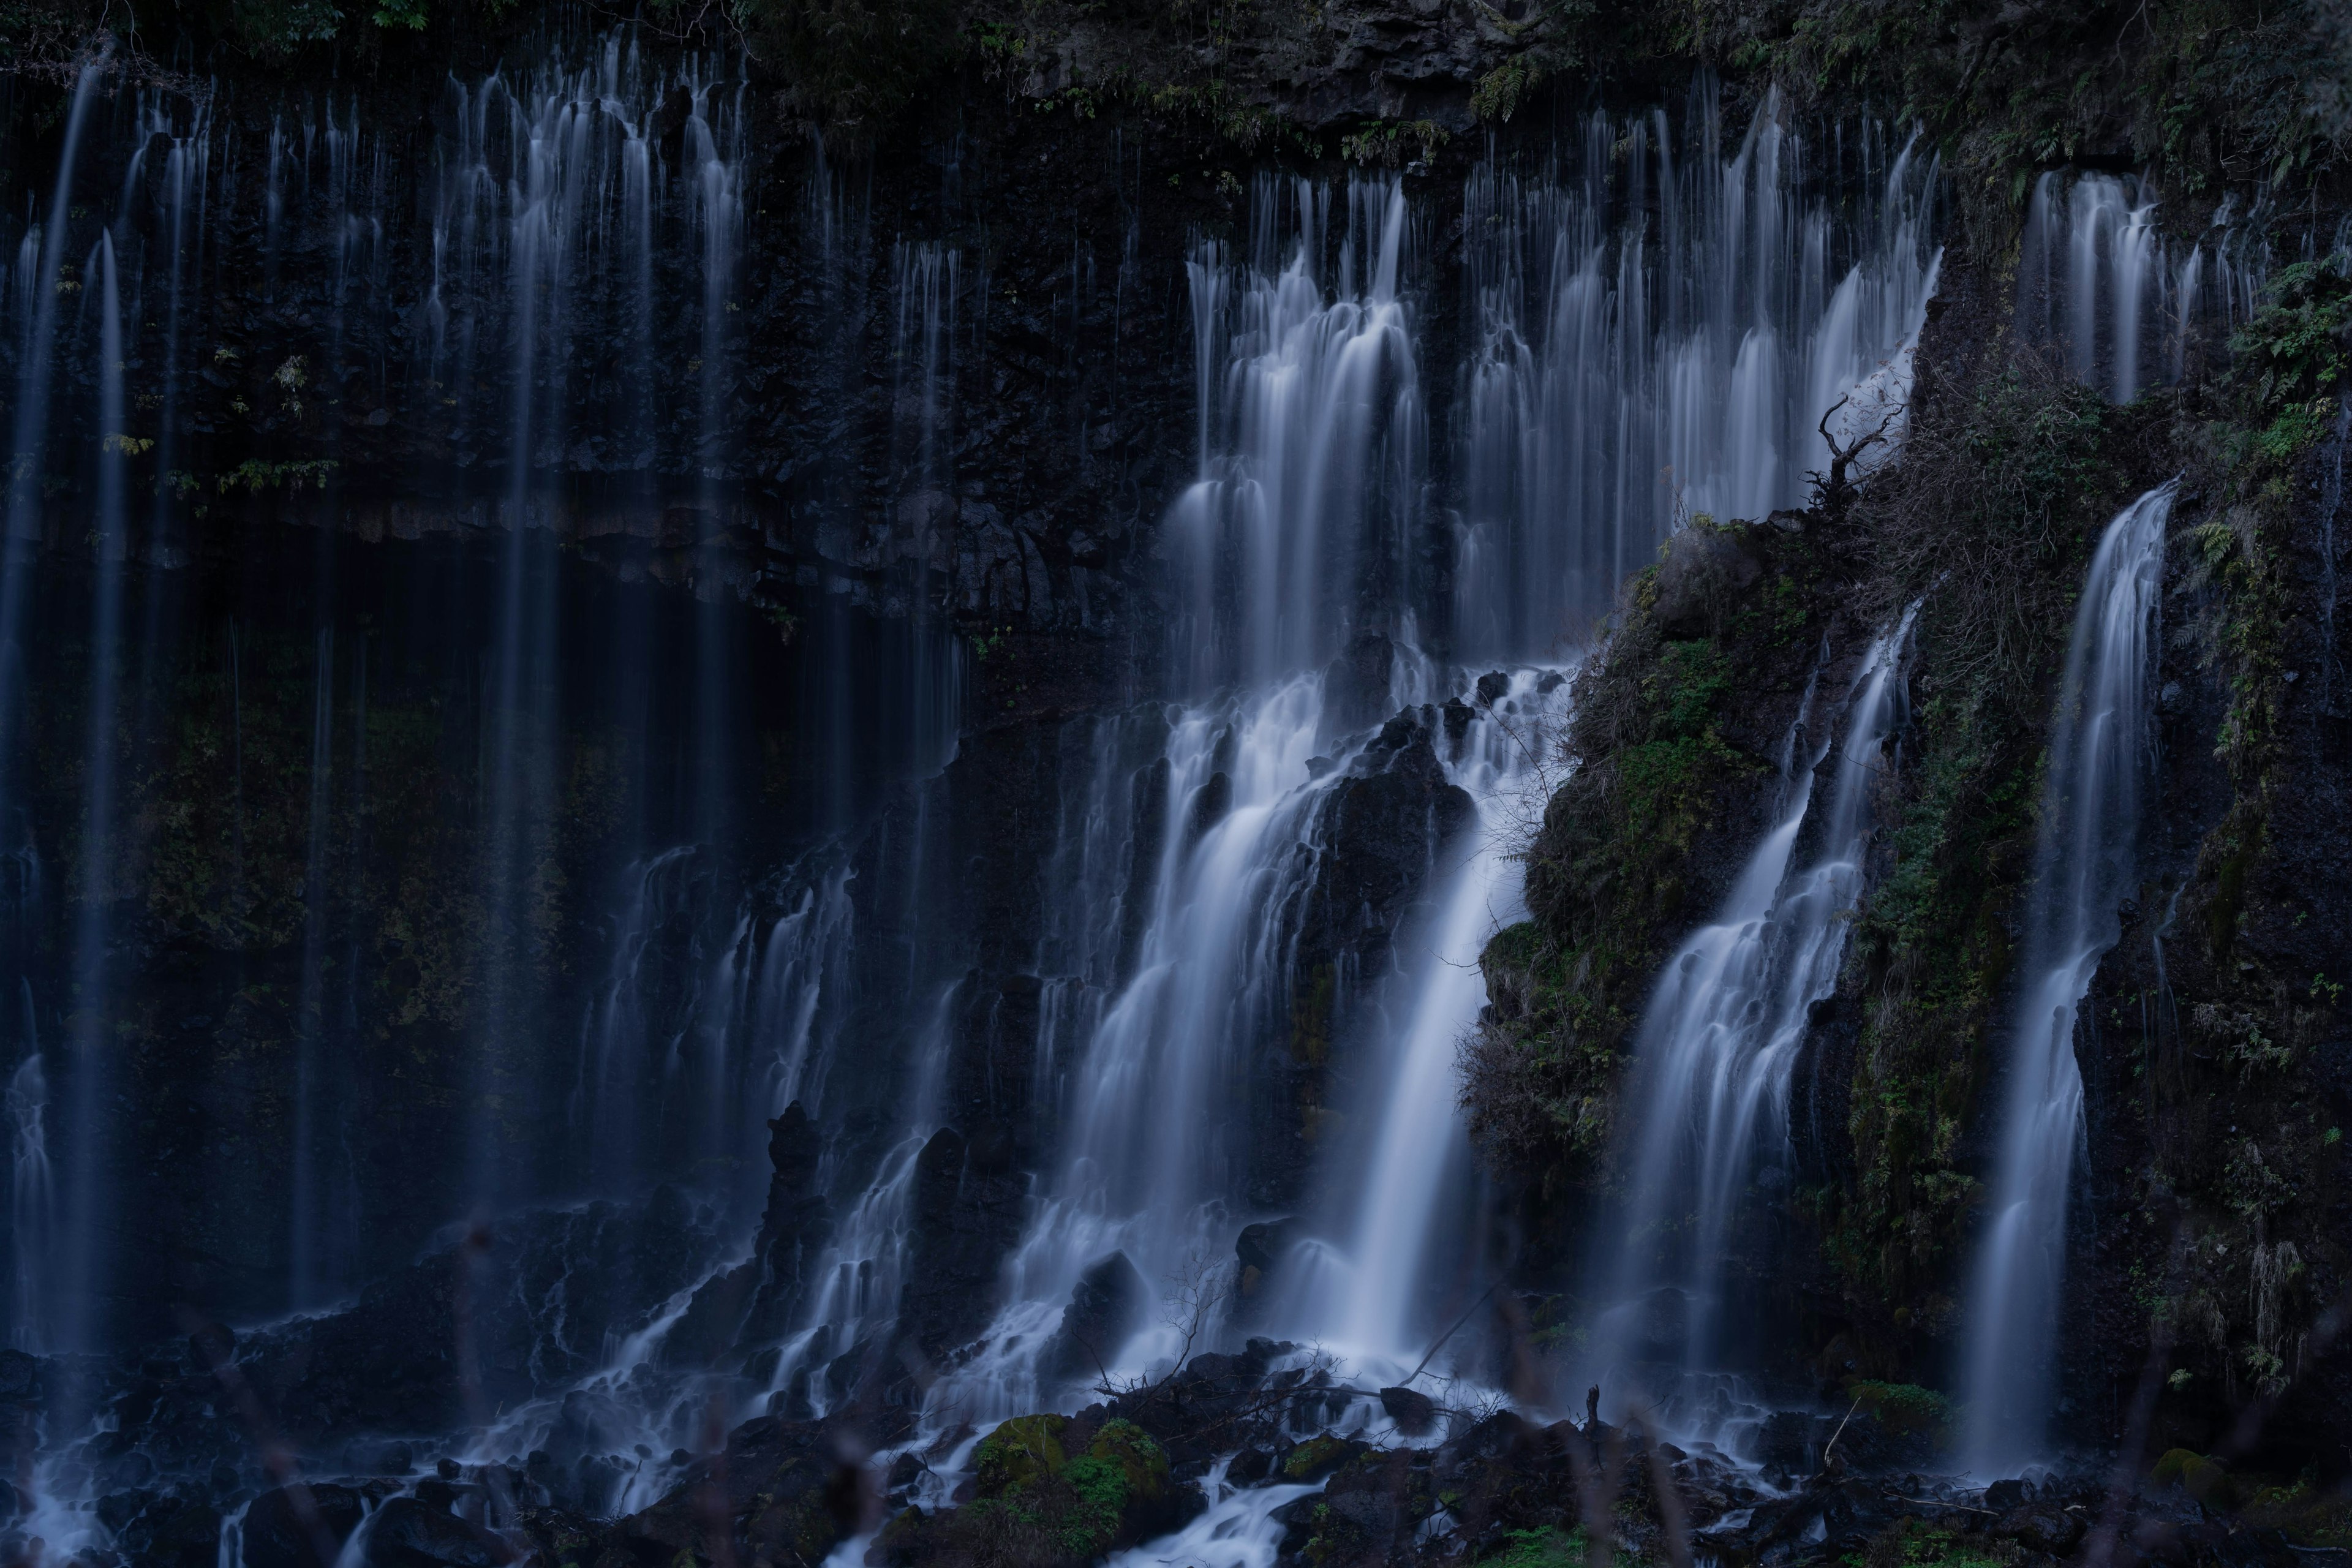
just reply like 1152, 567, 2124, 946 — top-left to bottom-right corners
963, 1414, 1178, 1561
974, 1412, 1072, 1498
2153, 1449, 2237, 1509
1283, 1435, 1363, 1482
1074, 1418, 1170, 1503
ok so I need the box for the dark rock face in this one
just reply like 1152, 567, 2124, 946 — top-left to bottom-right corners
614, 1414, 878, 1568
236, 1189, 724, 1448
1254, 706, 1476, 1204
1041, 1251, 1149, 1388
361, 1496, 518, 1567
900, 1125, 1030, 1371
242, 1483, 367, 1568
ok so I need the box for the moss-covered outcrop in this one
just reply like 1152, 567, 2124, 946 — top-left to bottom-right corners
1464, 509, 1860, 1194
874, 1413, 1188, 1566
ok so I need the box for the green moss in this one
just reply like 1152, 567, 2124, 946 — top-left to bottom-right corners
1281, 1435, 1354, 1480
974, 1413, 1071, 1497
1846, 1380, 1953, 1436
2153, 1448, 2239, 1509
1484, 1525, 1592, 1567
1844, 1520, 2008, 1568
965, 1415, 1170, 1564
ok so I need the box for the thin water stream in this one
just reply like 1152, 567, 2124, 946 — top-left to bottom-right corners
1960, 480, 2177, 1472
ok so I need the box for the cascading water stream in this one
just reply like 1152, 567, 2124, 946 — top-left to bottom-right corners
1959, 479, 2177, 1474
1281, 667, 1575, 1369
2018, 173, 2267, 402
0, 58, 1990, 1561
924, 179, 1427, 1424
290, 626, 337, 1311
1585, 611, 1916, 1436
1457, 102, 1940, 653
0, 59, 99, 1353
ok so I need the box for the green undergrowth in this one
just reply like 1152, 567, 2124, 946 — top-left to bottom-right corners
1484, 1525, 1596, 1568
955, 1414, 1174, 1566
1846, 1519, 2013, 1568
2188, 256, 2345, 970
1464, 515, 1838, 1194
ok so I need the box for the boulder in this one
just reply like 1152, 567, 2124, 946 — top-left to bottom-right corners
1993, 1501, 2087, 1556
1378, 1384, 1437, 1435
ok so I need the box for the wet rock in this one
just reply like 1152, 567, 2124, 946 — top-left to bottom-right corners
1265, 709, 1474, 1202
899, 1126, 1029, 1369
1278, 1434, 1367, 1483
1982, 1478, 2032, 1511
620, 1416, 867, 1568
1283, 1447, 1428, 1562
118, 1493, 224, 1568
1234, 1218, 1305, 1321
865, 1504, 933, 1567
242, 1483, 367, 1568
363, 1496, 519, 1567
1323, 631, 1398, 738
1378, 1384, 1437, 1434
1185, 768, 1235, 844
1440, 698, 1474, 757
968, 1412, 1198, 1552
1992, 1501, 2086, 1556
1042, 1250, 1148, 1387
2152, 1448, 2237, 1508
744, 1100, 835, 1340
1227, 1447, 1278, 1485
1650, 521, 1763, 636
1754, 1408, 1826, 1474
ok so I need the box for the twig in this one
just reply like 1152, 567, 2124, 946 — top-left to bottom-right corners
1819, 1395, 1863, 1468
1404, 1281, 1501, 1385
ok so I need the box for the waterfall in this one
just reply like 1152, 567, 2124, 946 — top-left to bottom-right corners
1170, 179, 1420, 692
0, 59, 94, 1356
141, 89, 211, 569
1283, 667, 1578, 1367
919, 179, 1430, 1423
690, 65, 745, 847
1960, 480, 2176, 1473
1455, 102, 1939, 655
56, 231, 132, 1355
1586, 613, 1915, 1430
0, 75, 102, 1086
2018, 173, 2266, 402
